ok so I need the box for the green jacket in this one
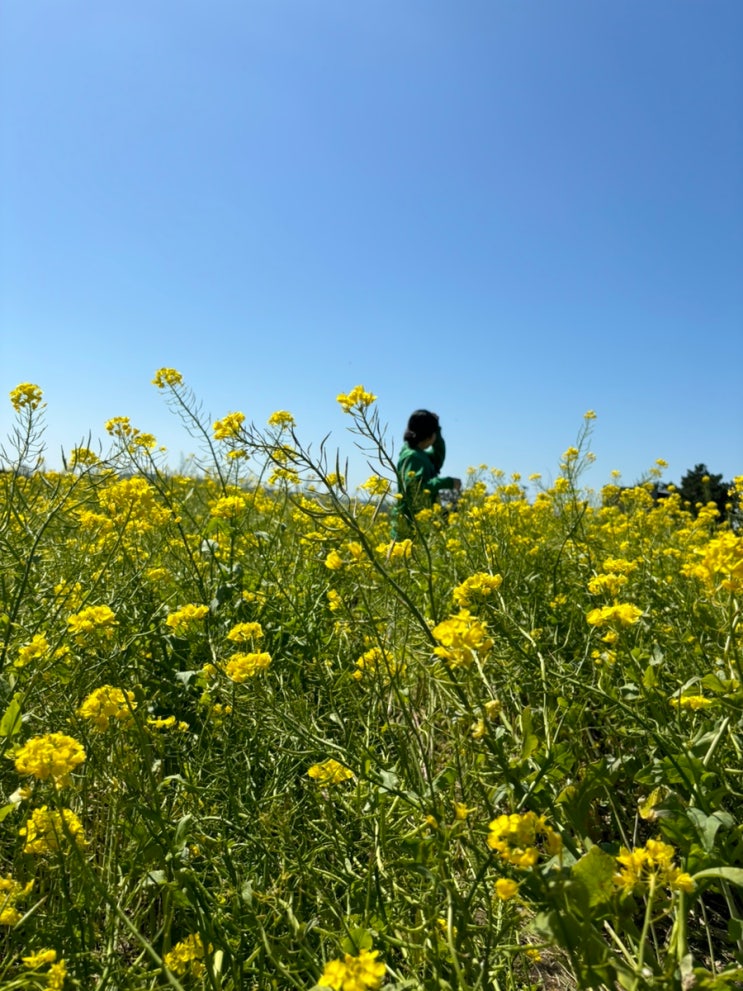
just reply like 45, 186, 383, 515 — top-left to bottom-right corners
392, 434, 456, 535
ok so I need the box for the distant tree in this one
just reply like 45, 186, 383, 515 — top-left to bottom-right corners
677, 463, 731, 520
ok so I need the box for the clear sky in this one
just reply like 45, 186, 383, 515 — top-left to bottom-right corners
2, 1, 742, 491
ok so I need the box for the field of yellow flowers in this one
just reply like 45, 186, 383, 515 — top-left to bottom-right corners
1, 373, 742, 991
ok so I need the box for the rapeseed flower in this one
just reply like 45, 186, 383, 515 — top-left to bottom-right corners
226, 622, 264, 643
166, 604, 210, 634
353, 646, 401, 681
494, 878, 520, 901
15, 633, 50, 669
15, 733, 86, 787
212, 412, 245, 440
164, 933, 210, 978
77, 686, 137, 731
670, 694, 714, 711
319, 948, 385, 991
0, 876, 34, 926
268, 410, 295, 428
21, 806, 86, 855
225, 651, 272, 681
10, 383, 44, 411
152, 367, 183, 388
614, 838, 694, 897
452, 572, 503, 609
586, 603, 643, 628
307, 759, 354, 786
67, 605, 117, 640
432, 610, 493, 668
361, 475, 390, 496
487, 811, 562, 868
68, 446, 100, 468
336, 386, 377, 413
22, 948, 57, 968
105, 416, 133, 438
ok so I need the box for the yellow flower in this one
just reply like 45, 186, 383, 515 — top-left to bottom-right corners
22, 949, 57, 968
1, 876, 34, 926
77, 686, 136, 731
670, 694, 714, 711
487, 811, 562, 868
353, 647, 402, 682
432, 610, 493, 668
226, 622, 264, 643
319, 949, 385, 991
10, 383, 44, 412
325, 549, 344, 571
212, 411, 245, 440
152, 367, 183, 388
15, 734, 86, 787
20, 806, 86, 855
494, 878, 520, 900
361, 475, 390, 496
268, 410, 295, 428
105, 415, 133, 437
164, 933, 210, 978
67, 605, 117, 639
15, 633, 50, 669
225, 651, 272, 681
336, 385, 377, 414
614, 838, 695, 897
586, 603, 643, 628
48, 960, 67, 991
307, 759, 354, 786
452, 572, 503, 609
166, 604, 210, 634
68, 446, 100, 468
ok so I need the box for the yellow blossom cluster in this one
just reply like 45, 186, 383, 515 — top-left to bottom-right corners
67, 605, 117, 640
669, 694, 714, 711
682, 532, 743, 593
10, 382, 44, 412
319, 948, 386, 991
22, 950, 67, 990
336, 385, 377, 413
353, 646, 402, 681
77, 686, 137, 731
614, 839, 694, 897
212, 411, 245, 441
226, 621, 264, 643
0, 876, 34, 926
225, 651, 272, 682
152, 367, 184, 389
267, 409, 295, 428
361, 475, 391, 497
586, 603, 643, 628
452, 572, 503, 609
166, 604, 210, 635
210, 494, 249, 519
20, 806, 87, 855
487, 811, 562, 868
164, 933, 210, 978
14, 733, 86, 787
15, 633, 50, 669
307, 759, 354, 786
432, 610, 493, 668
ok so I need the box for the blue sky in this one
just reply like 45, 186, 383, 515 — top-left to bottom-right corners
2, 1, 741, 491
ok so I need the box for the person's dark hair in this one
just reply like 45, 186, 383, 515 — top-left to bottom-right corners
404, 409, 440, 446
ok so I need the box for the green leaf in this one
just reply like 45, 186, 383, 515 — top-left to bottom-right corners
692, 867, 743, 886
0, 694, 22, 737
571, 846, 616, 908
0, 803, 17, 823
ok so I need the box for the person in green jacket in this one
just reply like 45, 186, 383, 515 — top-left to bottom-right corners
391, 409, 461, 538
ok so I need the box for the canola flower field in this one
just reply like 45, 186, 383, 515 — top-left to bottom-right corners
1, 373, 742, 991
